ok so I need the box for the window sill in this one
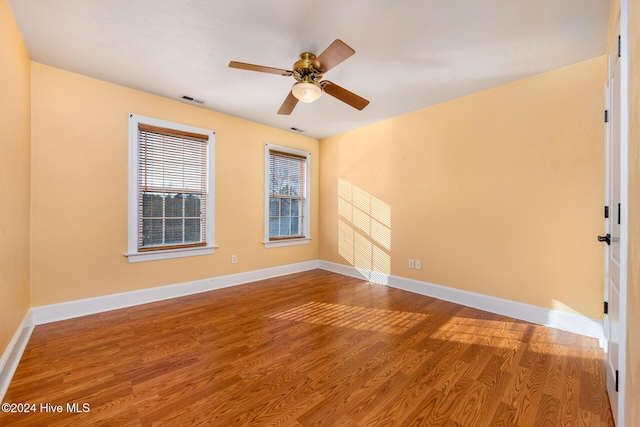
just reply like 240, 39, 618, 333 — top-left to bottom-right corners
125, 245, 218, 263
263, 238, 311, 249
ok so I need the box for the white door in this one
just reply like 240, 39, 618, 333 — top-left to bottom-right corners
603, 14, 626, 425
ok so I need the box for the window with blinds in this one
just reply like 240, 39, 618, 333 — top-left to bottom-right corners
137, 124, 209, 251
127, 114, 215, 262
265, 145, 310, 246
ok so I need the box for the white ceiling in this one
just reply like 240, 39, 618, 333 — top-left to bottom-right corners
9, 0, 611, 139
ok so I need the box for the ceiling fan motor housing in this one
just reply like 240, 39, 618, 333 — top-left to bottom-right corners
293, 52, 323, 83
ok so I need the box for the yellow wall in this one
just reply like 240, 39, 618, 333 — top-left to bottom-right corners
626, 0, 640, 423
0, 0, 31, 352
319, 56, 606, 319
3, 1, 636, 419
29, 63, 319, 306
4, 3, 634, 420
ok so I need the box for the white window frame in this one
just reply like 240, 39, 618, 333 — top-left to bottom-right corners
125, 114, 216, 262
264, 143, 311, 248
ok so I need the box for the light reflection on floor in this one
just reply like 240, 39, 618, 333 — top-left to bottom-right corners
267, 301, 428, 334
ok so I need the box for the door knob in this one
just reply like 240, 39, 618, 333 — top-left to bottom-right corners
598, 234, 611, 245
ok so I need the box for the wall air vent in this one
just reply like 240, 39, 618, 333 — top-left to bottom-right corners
181, 95, 205, 104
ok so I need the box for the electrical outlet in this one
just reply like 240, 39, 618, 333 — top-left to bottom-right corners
409, 259, 415, 269
231, 255, 237, 264
415, 260, 422, 270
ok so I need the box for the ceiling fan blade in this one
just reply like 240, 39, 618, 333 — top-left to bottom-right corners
277, 91, 298, 115
322, 81, 369, 110
229, 61, 292, 76
313, 39, 355, 73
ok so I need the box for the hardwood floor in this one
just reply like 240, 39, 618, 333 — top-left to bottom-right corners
1, 269, 614, 426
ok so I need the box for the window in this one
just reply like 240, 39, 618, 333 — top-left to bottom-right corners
264, 144, 311, 248
126, 114, 215, 262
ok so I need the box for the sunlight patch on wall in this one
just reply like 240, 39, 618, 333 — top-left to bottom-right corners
551, 300, 582, 316
550, 299, 602, 343
338, 220, 355, 264
338, 178, 391, 284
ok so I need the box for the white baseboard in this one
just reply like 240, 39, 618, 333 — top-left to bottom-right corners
0, 310, 35, 402
31, 260, 320, 325
318, 260, 604, 342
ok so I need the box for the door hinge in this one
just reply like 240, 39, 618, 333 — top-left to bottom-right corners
618, 203, 621, 225
605, 205, 609, 218
605, 110, 609, 123
604, 301, 609, 314
615, 370, 619, 392
618, 35, 621, 57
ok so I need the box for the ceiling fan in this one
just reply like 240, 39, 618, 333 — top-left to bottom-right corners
229, 39, 369, 115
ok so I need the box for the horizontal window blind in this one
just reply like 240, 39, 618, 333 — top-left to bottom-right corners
138, 124, 208, 251
268, 150, 306, 240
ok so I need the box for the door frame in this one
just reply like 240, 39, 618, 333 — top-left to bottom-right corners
605, 1, 629, 425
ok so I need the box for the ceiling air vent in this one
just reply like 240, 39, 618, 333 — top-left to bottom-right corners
289, 127, 305, 133
181, 95, 205, 104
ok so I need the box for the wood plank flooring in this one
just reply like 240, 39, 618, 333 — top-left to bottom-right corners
1, 269, 614, 426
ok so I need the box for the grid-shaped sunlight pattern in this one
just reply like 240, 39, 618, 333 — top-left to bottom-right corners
267, 302, 429, 334
338, 178, 391, 284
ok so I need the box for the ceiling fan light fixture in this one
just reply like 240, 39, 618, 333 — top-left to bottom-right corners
292, 81, 322, 103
